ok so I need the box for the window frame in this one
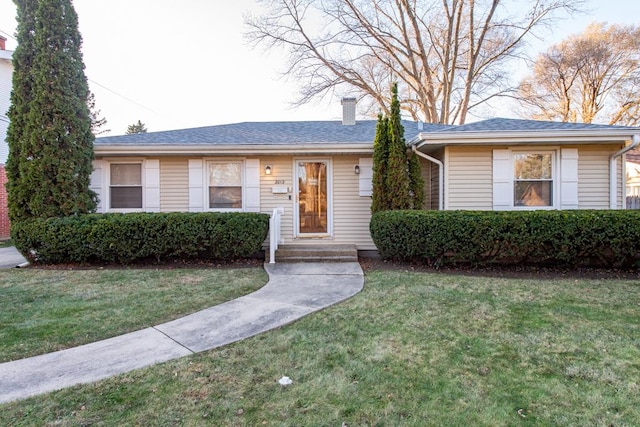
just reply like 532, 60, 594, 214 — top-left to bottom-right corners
106, 160, 144, 212
511, 149, 558, 210
205, 159, 245, 212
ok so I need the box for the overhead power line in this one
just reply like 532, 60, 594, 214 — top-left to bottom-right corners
0, 28, 16, 41
1, 27, 158, 116
88, 78, 157, 114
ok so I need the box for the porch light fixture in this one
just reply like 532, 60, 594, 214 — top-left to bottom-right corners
265, 165, 272, 175
354, 164, 360, 174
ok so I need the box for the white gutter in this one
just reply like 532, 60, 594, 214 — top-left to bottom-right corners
412, 145, 444, 210
610, 135, 640, 209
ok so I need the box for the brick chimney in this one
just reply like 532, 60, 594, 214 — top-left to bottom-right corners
0, 36, 6, 50
341, 97, 356, 125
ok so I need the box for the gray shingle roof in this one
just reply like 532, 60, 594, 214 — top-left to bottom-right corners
96, 120, 448, 145
434, 117, 638, 133
95, 117, 638, 147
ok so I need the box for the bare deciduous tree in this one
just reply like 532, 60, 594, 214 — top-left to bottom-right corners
518, 22, 640, 125
245, 0, 583, 124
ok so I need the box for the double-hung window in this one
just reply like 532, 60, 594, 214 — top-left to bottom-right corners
513, 153, 553, 207
494, 148, 577, 210
208, 161, 243, 210
110, 163, 142, 209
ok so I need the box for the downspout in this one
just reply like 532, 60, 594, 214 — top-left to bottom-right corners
412, 145, 444, 210
610, 135, 640, 209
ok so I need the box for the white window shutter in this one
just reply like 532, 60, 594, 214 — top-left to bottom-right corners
493, 149, 513, 210
560, 148, 578, 209
245, 159, 261, 212
90, 160, 103, 213
359, 157, 373, 196
144, 159, 160, 212
188, 159, 204, 212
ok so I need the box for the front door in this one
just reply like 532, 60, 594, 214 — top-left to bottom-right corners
295, 160, 331, 237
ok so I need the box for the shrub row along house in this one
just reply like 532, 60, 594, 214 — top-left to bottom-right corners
92, 98, 640, 254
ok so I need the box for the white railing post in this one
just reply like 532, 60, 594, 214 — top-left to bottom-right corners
269, 207, 282, 263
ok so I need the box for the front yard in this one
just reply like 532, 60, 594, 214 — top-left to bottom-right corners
0, 266, 267, 362
0, 265, 638, 426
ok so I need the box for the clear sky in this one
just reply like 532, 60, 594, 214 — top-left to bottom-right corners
1, 0, 639, 136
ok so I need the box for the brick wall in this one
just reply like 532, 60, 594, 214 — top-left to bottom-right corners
0, 165, 10, 240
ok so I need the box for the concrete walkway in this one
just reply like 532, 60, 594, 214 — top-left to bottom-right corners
0, 246, 28, 269
0, 262, 364, 404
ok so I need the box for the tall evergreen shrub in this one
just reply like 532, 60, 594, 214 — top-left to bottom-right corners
385, 83, 412, 209
371, 83, 424, 212
6, 0, 37, 222
371, 114, 390, 213
7, 0, 96, 222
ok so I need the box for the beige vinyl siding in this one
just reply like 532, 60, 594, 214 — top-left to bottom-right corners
446, 146, 492, 210
160, 158, 189, 212
577, 145, 622, 209
332, 156, 375, 249
417, 157, 432, 209
424, 148, 444, 210
259, 156, 294, 246
259, 155, 375, 250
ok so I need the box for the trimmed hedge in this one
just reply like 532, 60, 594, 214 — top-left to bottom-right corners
370, 210, 640, 268
11, 212, 269, 265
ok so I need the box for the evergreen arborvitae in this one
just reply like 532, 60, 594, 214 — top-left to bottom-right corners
8, 0, 97, 221
371, 114, 390, 213
408, 152, 425, 209
370, 83, 425, 212
6, 0, 37, 222
385, 83, 412, 210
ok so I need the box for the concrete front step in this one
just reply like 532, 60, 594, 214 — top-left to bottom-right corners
267, 244, 358, 263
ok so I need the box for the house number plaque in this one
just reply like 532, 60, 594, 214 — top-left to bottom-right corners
274, 180, 285, 184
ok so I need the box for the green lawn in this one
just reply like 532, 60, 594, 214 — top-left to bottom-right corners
1, 267, 639, 426
0, 267, 267, 362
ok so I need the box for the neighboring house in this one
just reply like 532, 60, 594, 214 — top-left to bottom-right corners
93, 99, 640, 252
626, 150, 640, 197
0, 36, 13, 240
